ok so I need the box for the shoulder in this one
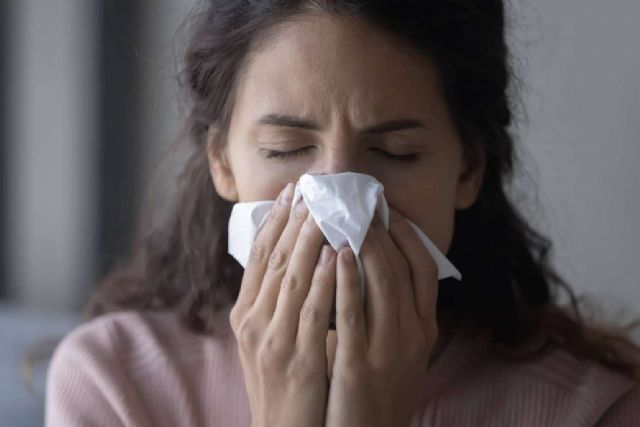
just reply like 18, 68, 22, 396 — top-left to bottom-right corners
426, 333, 640, 426
45, 309, 238, 426
481, 344, 639, 424
596, 381, 640, 426
46, 310, 191, 390
45, 311, 156, 426
48, 308, 234, 372
47, 310, 140, 375
49, 310, 176, 367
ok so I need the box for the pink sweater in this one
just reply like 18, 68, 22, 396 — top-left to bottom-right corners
45, 308, 640, 426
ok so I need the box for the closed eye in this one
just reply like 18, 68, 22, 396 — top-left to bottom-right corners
263, 146, 314, 159
263, 147, 420, 163
371, 148, 421, 163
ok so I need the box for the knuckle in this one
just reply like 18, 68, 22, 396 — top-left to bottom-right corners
268, 247, 287, 270
376, 274, 396, 298
339, 306, 364, 327
257, 335, 287, 371
248, 243, 267, 265
310, 273, 325, 289
285, 356, 318, 384
280, 273, 299, 294
270, 205, 287, 222
236, 318, 260, 349
300, 302, 321, 325
335, 361, 365, 384
292, 204, 308, 221
297, 227, 312, 245
369, 354, 395, 374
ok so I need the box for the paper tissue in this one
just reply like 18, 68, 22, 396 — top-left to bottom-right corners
228, 172, 462, 328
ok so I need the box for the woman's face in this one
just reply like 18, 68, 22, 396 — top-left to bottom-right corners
208, 13, 485, 254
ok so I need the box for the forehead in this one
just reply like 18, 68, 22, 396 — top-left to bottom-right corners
232, 13, 447, 127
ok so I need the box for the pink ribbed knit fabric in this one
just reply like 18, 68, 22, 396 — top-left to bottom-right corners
45, 309, 639, 426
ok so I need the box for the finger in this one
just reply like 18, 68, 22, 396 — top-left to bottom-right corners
336, 247, 367, 361
387, 207, 438, 330
270, 211, 327, 346
360, 219, 397, 356
295, 244, 337, 356
253, 198, 311, 322
233, 182, 294, 317
370, 212, 419, 333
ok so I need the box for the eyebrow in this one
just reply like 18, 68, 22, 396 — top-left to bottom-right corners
256, 113, 428, 134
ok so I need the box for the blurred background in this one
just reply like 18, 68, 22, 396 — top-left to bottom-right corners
0, 0, 638, 425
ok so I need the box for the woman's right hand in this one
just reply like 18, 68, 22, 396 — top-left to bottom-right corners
229, 182, 337, 427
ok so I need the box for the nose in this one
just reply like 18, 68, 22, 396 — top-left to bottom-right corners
313, 143, 365, 175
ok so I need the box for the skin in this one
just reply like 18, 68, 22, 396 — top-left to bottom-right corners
207, 12, 485, 427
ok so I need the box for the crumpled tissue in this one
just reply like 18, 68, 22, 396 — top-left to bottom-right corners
228, 172, 462, 327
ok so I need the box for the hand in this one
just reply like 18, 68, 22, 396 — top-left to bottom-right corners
229, 183, 338, 427
325, 207, 439, 427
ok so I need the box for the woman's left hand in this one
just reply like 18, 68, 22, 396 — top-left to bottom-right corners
325, 206, 439, 427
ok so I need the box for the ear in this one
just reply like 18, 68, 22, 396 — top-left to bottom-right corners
206, 126, 239, 202
454, 140, 486, 210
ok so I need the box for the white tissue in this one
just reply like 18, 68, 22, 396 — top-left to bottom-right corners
228, 172, 462, 325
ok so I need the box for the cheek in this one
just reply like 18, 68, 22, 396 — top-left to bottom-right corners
230, 147, 303, 202
383, 183, 457, 255
238, 174, 291, 202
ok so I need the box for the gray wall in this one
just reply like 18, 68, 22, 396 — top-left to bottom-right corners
509, 0, 640, 323
5, 0, 98, 311
4, 0, 193, 311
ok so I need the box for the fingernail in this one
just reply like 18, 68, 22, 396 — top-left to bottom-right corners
342, 248, 355, 265
279, 183, 293, 205
319, 245, 332, 265
295, 199, 308, 213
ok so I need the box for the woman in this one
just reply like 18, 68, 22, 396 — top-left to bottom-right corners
45, 0, 640, 426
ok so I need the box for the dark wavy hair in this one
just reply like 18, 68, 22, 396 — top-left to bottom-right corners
85, 0, 640, 379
